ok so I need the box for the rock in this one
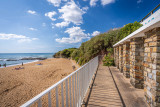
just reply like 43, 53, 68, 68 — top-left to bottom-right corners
6, 59, 18, 61
20, 57, 47, 60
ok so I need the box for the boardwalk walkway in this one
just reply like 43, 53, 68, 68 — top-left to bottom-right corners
85, 64, 123, 107
84, 64, 149, 107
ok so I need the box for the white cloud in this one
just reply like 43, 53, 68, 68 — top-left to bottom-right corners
137, 0, 142, 4
58, 1, 85, 25
47, 0, 68, 7
92, 31, 100, 36
56, 26, 89, 43
90, 0, 98, 7
27, 10, 36, 15
45, 11, 57, 21
82, 6, 89, 11
18, 38, 38, 43
47, 0, 61, 7
101, 0, 115, 6
0, 33, 38, 43
90, 0, 115, 6
55, 21, 70, 27
29, 27, 37, 31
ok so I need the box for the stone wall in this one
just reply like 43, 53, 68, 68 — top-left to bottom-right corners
116, 47, 119, 68
119, 45, 123, 73
114, 47, 116, 66
113, 26, 160, 106
130, 37, 144, 89
143, 27, 160, 107
123, 42, 130, 78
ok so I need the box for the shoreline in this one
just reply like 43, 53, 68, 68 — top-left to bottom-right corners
0, 58, 54, 68
0, 60, 40, 68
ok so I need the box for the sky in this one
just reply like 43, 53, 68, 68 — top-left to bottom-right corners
0, 0, 159, 53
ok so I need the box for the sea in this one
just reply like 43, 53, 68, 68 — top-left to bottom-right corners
0, 53, 54, 67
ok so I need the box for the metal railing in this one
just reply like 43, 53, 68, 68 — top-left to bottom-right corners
21, 56, 99, 107
140, 3, 160, 23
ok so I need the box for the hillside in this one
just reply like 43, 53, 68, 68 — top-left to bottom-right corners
53, 21, 142, 65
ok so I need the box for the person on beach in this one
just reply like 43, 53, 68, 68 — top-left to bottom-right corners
4, 63, 6, 67
22, 62, 23, 66
0, 64, 1, 67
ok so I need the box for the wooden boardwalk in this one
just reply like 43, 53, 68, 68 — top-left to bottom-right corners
85, 64, 123, 107
84, 64, 149, 107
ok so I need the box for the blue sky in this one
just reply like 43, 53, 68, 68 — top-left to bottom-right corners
0, 0, 159, 53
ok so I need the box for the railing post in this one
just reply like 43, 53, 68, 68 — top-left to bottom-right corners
69, 77, 72, 107
75, 73, 77, 107
72, 75, 75, 107
48, 91, 52, 107
65, 79, 68, 107
61, 83, 64, 107
56, 87, 59, 107
38, 99, 42, 107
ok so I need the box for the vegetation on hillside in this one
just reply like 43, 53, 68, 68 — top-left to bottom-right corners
53, 48, 77, 58
103, 48, 114, 66
53, 21, 142, 66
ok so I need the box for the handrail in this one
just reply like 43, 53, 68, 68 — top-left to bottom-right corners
21, 56, 99, 107
113, 4, 160, 47
140, 3, 160, 23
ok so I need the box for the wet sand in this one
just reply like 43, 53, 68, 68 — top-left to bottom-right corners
0, 58, 79, 107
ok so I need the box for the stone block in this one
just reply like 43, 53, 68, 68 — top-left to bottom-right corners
149, 42, 157, 46
145, 38, 152, 43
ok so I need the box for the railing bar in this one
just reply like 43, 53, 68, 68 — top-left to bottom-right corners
72, 75, 75, 107
48, 91, 52, 107
61, 83, 64, 107
84, 67, 87, 94
82, 68, 84, 99
69, 77, 72, 107
80, 69, 82, 105
79, 72, 82, 105
75, 73, 77, 107
65, 79, 68, 107
38, 99, 42, 107
77, 72, 79, 107
56, 87, 59, 107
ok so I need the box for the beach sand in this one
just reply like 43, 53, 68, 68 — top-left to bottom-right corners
0, 58, 80, 107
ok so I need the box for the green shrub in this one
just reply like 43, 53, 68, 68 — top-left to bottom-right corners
103, 53, 115, 66
103, 47, 115, 66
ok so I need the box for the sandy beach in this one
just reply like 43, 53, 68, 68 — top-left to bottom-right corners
0, 58, 79, 107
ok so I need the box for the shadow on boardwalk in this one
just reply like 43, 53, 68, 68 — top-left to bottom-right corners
83, 64, 149, 107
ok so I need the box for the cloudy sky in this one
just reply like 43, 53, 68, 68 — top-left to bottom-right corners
0, 0, 159, 53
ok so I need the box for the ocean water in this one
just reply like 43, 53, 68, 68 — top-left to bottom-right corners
0, 53, 54, 67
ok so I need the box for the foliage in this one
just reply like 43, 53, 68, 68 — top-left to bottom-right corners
53, 48, 77, 58
53, 21, 142, 65
103, 48, 115, 66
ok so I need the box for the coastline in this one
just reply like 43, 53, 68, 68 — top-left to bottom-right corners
0, 60, 40, 68
0, 53, 53, 68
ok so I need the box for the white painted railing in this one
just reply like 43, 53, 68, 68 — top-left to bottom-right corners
21, 56, 99, 107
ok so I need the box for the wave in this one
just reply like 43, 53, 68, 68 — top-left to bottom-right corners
0, 60, 39, 68
0, 59, 8, 61
0, 57, 47, 62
